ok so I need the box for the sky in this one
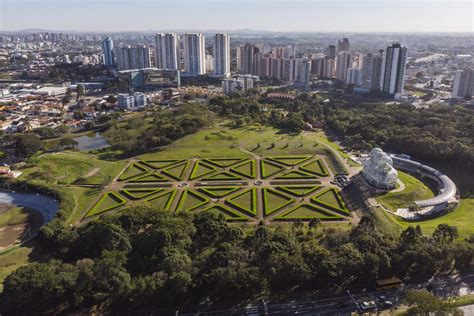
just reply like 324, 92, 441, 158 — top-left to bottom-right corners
0, 0, 473, 33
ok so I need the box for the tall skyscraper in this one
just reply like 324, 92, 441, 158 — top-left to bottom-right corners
102, 37, 114, 66
336, 51, 352, 81
360, 51, 383, 91
380, 43, 407, 98
326, 45, 336, 59
184, 33, 206, 75
213, 33, 230, 77
346, 68, 361, 85
281, 58, 301, 82
116, 45, 151, 70
238, 44, 259, 75
452, 69, 474, 100
154, 33, 179, 70
337, 38, 350, 52
298, 59, 312, 85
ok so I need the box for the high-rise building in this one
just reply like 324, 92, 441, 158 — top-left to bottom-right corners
337, 38, 350, 52
380, 43, 407, 98
298, 59, 312, 85
360, 51, 383, 91
102, 37, 114, 66
311, 56, 325, 77
116, 45, 151, 70
282, 58, 300, 82
238, 44, 259, 75
271, 58, 283, 79
323, 58, 336, 78
326, 45, 336, 59
184, 33, 206, 75
336, 51, 352, 81
346, 68, 362, 85
213, 33, 230, 77
452, 69, 474, 100
205, 55, 214, 73
154, 33, 179, 70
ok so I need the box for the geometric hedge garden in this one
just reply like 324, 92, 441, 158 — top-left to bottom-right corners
84, 155, 352, 223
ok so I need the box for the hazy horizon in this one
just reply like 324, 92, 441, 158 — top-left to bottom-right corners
1, 0, 473, 33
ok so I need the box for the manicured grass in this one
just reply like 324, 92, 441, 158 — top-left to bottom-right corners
230, 160, 256, 179
198, 187, 242, 198
118, 163, 148, 181
189, 161, 217, 180
376, 171, 434, 211
276, 185, 321, 197
260, 160, 285, 178
204, 158, 246, 167
311, 188, 350, 216
300, 159, 329, 177
267, 156, 311, 166
85, 192, 126, 218
129, 173, 169, 183
275, 170, 317, 180
202, 171, 242, 181
176, 190, 209, 212
146, 190, 177, 211
275, 204, 344, 221
226, 188, 258, 215
161, 161, 190, 181
140, 159, 183, 170
204, 205, 248, 221
120, 188, 163, 200
262, 188, 294, 216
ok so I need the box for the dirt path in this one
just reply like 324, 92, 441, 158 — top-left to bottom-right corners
84, 167, 100, 178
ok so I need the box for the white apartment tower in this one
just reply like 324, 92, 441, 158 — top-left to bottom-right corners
154, 33, 179, 70
184, 33, 206, 75
360, 51, 383, 91
213, 33, 230, 77
116, 45, 151, 71
380, 43, 407, 98
336, 51, 352, 81
452, 69, 474, 100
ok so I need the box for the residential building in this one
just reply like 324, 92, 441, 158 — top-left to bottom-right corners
337, 38, 350, 52
452, 69, 474, 100
360, 51, 383, 91
117, 92, 148, 110
346, 68, 361, 85
102, 37, 114, 66
116, 45, 151, 71
222, 74, 259, 94
282, 58, 300, 82
183, 33, 206, 75
154, 33, 179, 70
326, 45, 336, 59
298, 59, 312, 85
213, 33, 230, 77
238, 44, 259, 75
380, 43, 407, 98
336, 51, 352, 81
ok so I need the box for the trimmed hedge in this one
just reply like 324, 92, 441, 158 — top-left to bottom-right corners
230, 159, 256, 179
118, 163, 148, 181
275, 185, 321, 197
299, 159, 329, 177
262, 188, 294, 216
161, 161, 190, 181
198, 187, 241, 198
120, 188, 163, 200
85, 192, 126, 218
176, 189, 209, 212
203, 205, 248, 221
189, 161, 217, 180
146, 190, 177, 211
274, 203, 344, 221
267, 156, 311, 166
311, 188, 351, 217
226, 188, 258, 216
260, 159, 285, 178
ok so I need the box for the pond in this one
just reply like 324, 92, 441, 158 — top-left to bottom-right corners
0, 190, 59, 225
73, 132, 110, 152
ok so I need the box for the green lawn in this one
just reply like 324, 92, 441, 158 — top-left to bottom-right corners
20, 152, 127, 185
0, 207, 33, 227
0, 246, 33, 292
263, 188, 294, 216
376, 171, 434, 211
393, 198, 474, 239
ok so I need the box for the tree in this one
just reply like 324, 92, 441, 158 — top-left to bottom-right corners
13, 134, 44, 158
432, 224, 458, 244
76, 84, 85, 102
404, 290, 462, 315
58, 137, 78, 150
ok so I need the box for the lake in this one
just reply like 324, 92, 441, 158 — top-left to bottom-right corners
73, 132, 110, 152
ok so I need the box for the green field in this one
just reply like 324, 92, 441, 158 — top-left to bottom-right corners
375, 171, 435, 211
0, 206, 34, 227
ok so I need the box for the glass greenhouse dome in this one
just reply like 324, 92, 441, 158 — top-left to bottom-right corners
362, 148, 398, 190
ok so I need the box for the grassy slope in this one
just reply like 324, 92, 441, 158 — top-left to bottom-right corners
375, 171, 434, 211
0, 207, 31, 227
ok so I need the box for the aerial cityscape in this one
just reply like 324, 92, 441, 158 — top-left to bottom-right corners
0, 0, 473, 314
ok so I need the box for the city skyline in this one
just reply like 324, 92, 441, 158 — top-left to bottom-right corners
1, 0, 473, 33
